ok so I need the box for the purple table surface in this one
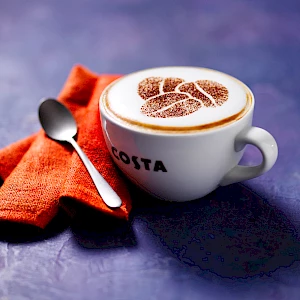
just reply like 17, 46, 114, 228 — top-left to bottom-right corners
1, 0, 300, 299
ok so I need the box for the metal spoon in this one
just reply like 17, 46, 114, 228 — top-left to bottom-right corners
38, 98, 122, 208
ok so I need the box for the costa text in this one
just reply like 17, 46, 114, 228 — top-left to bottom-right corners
112, 147, 167, 172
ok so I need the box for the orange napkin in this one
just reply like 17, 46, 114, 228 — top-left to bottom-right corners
0, 65, 132, 228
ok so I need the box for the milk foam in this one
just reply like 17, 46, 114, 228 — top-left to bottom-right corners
103, 67, 250, 129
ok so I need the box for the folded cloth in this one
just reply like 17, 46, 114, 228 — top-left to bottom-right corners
0, 65, 132, 228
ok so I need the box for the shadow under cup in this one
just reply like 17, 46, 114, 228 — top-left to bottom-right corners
99, 67, 277, 202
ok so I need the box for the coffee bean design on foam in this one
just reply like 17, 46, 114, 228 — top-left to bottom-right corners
138, 77, 229, 118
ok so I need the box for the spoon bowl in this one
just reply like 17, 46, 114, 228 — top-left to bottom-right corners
39, 99, 77, 141
38, 98, 122, 209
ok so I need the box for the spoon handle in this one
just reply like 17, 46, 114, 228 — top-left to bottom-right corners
68, 138, 122, 208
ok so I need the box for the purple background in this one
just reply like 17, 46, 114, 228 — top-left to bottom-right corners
0, 0, 300, 299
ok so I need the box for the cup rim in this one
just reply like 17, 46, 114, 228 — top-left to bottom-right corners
99, 66, 255, 136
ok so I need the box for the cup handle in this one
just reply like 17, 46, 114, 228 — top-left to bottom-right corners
220, 126, 278, 186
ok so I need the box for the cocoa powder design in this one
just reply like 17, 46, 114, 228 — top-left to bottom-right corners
138, 77, 229, 118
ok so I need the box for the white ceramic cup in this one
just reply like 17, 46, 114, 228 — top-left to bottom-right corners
99, 67, 278, 201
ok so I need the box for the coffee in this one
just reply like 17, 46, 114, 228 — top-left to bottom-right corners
101, 67, 252, 133
99, 67, 277, 201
